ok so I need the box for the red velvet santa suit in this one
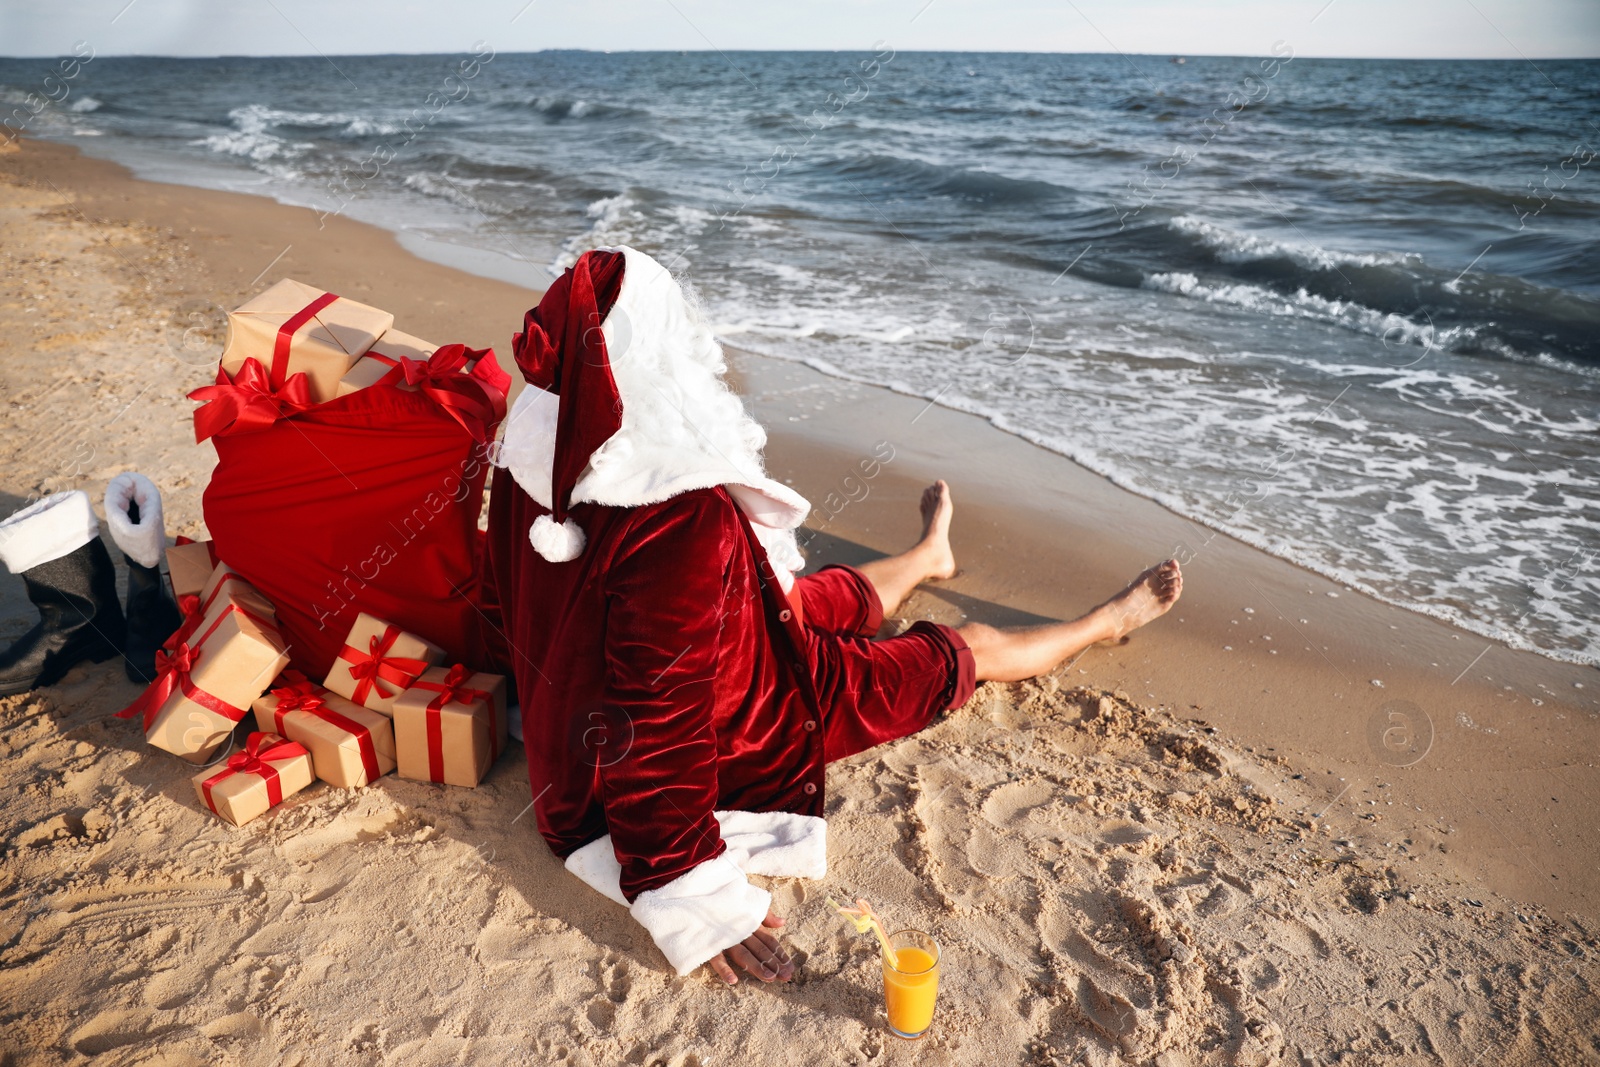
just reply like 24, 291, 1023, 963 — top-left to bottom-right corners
486, 247, 975, 975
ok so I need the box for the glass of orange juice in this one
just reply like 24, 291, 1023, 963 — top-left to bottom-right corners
882, 929, 940, 1039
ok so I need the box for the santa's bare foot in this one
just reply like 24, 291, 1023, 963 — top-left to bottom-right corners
1096, 559, 1182, 642
917, 480, 957, 580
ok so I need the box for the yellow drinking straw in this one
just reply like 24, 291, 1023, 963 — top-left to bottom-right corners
828, 896, 895, 961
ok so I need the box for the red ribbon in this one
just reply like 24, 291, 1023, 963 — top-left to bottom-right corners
337, 624, 429, 706
165, 571, 265, 651
368, 343, 510, 443
271, 290, 340, 387
114, 605, 249, 733
201, 733, 308, 817
267, 672, 382, 784
407, 664, 494, 782
268, 670, 327, 722
189, 357, 314, 442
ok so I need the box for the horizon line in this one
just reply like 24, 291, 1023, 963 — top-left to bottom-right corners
3, 47, 1599, 62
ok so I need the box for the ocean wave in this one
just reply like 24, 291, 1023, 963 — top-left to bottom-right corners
193, 105, 306, 161
1141, 271, 1489, 355
66, 95, 102, 113
400, 171, 499, 209
496, 95, 639, 122
190, 104, 405, 161
1168, 215, 1418, 272
822, 153, 1069, 204
551, 193, 651, 272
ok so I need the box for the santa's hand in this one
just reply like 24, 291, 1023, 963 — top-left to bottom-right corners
707, 910, 794, 985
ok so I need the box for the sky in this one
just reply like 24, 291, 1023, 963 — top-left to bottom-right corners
1, 0, 1597, 60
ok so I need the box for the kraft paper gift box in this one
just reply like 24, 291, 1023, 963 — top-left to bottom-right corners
119, 594, 291, 764
193, 562, 276, 625
391, 664, 507, 788
221, 278, 394, 405
335, 328, 437, 397
193, 732, 314, 826
165, 539, 217, 600
254, 671, 396, 789
323, 611, 445, 716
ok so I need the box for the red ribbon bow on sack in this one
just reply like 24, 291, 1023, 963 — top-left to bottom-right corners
375, 344, 510, 443
114, 636, 246, 733
409, 663, 494, 782
189, 357, 314, 443
338, 625, 429, 705
201, 733, 309, 815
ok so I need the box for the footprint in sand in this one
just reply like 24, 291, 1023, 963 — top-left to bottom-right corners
474, 920, 549, 964
980, 778, 1054, 829
582, 958, 631, 1033
69, 1009, 180, 1056
142, 965, 206, 1011
1260, 915, 1331, 959
1098, 818, 1163, 855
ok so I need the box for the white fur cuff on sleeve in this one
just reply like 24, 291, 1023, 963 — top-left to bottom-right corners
631, 856, 771, 976
563, 809, 827, 975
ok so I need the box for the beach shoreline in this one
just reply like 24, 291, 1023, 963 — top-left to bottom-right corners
2, 136, 1597, 1065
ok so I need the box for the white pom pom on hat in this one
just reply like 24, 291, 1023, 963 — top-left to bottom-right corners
529, 513, 586, 562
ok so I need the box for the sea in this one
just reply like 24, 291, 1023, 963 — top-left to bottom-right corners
3, 50, 1597, 666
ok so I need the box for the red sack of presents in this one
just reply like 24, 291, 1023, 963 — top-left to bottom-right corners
194, 339, 512, 679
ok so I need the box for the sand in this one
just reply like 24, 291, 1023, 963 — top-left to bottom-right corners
0, 138, 1596, 1066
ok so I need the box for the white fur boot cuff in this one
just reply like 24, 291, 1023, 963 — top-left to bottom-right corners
0, 490, 100, 575
104, 472, 166, 570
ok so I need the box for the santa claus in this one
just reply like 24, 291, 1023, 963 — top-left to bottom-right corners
485, 247, 1182, 984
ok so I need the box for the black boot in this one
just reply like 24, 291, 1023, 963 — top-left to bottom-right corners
104, 473, 183, 683
0, 491, 127, 696
119, 538, 182, 683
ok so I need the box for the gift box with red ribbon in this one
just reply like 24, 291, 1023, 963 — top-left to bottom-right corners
194, 561, 276, 624
336, 328, 436, 396
323, 612, 445, 716
254, 670, 396, 789
391, 663, 507, 788
117, 580, 290, 763
220, 278, 393, 405
158, 562, 277, 659
165, 537, 218, 600
193, 731, 314, 826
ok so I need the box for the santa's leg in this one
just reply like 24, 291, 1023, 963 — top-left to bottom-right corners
854, 479, 956, 617
960, 560, 1183, 682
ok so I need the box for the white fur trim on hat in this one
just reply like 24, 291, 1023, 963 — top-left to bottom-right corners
103, 472, 166, 569
0, 490, 99, 575
529, 513, 586, 562
497, 246, 811, 567
563, 809, 826, 975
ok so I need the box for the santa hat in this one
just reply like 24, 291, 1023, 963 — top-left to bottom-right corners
498, 246, 809, 578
